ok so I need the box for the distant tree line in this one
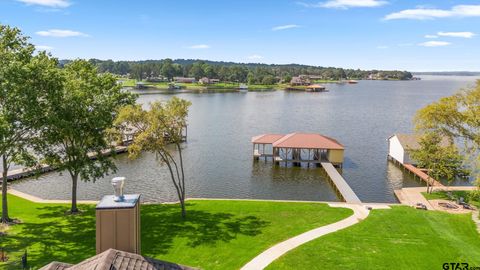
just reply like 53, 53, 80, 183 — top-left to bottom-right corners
59, 59, 413, 83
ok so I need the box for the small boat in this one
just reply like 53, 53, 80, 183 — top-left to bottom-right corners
238, 84, 248, 91
347, 80, 358, 84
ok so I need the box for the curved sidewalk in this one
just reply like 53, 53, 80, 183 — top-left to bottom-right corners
241, 203, 389, 270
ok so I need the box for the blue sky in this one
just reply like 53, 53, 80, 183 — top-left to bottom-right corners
1, 0, 480, 71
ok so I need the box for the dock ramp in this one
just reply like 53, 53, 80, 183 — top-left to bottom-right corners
321, 162, 361, 204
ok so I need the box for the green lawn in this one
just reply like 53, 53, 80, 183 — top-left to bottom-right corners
0, 195, 352, 269
422, 190, 480, 208
267, 206, 480, 270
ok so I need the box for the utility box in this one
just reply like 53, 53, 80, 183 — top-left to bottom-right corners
96, 194, 141, 255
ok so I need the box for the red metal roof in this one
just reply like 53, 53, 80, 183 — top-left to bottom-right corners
252, 133, 344, 150
251, 134, 285, 144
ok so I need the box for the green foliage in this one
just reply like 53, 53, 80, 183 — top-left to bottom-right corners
115, 97, 191, 217
61, 58, 413, 83
0, 24, 61, 222
410, 133, 468, 192
415, 80, 480, 187
37, 59, 136, 212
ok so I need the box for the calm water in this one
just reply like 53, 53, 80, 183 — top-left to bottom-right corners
11, 76, 479, 203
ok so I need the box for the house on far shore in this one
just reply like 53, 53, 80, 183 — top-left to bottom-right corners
290, 76, 311, 86
388, 133, 450, 164
199, 77, 221, 84
174, 77, 196, 83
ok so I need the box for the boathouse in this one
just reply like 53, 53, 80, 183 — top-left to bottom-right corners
305, 84, 326, 92
252, 133, 344, 167
387, 133, 449, 164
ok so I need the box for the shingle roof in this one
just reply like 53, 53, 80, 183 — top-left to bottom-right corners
40, 262, 73, 270
394, 133, 450, 150
40, 249, 196, 270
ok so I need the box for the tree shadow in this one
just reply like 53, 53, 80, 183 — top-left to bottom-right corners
2, 202, 269, 269
141, 202, 269, 255
2, 204, 96, 269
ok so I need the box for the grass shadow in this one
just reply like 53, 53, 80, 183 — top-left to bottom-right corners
141, 202, 269, 255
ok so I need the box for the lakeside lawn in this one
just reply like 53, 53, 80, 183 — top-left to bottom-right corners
0, 194, 352, 269
267, 206, 480, 270
422, 190, 480, 208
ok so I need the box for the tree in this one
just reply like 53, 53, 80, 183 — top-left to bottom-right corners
0, 25, 61, 223
115, 97, 191, 218
415, 80, 480, 190
160, 59, 175, 81
409, 133, 468, 193
38, 60, 136, 213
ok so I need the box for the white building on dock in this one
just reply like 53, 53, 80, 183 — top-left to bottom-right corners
387, 133, 449, 164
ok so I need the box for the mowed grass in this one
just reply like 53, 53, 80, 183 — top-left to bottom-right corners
268, 206, 480, 270
0, 194, 352, 269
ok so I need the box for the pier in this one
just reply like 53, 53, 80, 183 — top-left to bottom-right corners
387, 134, 445, 187
321, 162, 361, 204
388, 155, 444, 187
252, 133, 361, 204
3, 145, 129, 182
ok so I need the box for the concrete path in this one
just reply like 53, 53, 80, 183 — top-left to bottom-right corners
240, 203, 390, 270
8, 189, 98, 204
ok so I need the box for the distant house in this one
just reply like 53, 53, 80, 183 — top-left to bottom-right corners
290, 76, 310, 86
174, 77, 196, 83
388, 134, 450, 164
307, 75, 323, 80
199, 77, 220, 84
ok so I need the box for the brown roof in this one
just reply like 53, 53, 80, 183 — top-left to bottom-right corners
393, 134, 450, 150
306, 84, 325, 89
273, 133, 344, 149
40, 249, 196, 270
252, 133, 344, 150
251, 134, 285, 144
40, 262, 73, 270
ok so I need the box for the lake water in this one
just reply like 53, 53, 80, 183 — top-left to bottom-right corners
11, 76, 479, 203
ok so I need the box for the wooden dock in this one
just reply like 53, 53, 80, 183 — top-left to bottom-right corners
320, 162, 361, 204
3, 145, 128, 182
402, 163, 443, 187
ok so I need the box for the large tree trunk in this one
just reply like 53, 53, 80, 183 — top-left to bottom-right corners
71, 173, 79, 213
1, 155, 10, 223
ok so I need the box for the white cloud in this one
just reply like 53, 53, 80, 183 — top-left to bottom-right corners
36, 29, 89, 37
437, 31, 475, 38
272, 24, 300, 31
17, 0, 70, 8
35, 45, 53, 51
418, 41, 451, 47
187, 44, 210, 49
298, 0, 387, 9
247, 54, 264, 60
376, 45, 388, 49
424, 34, 438, 39
384, 5, 480, 20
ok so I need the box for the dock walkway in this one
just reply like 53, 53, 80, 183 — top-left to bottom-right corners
2, 145, 128, 182
403, 163, 443, 187
320, 162, 361, 204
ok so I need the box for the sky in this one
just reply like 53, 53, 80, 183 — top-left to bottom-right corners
1, 0, 480, 71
